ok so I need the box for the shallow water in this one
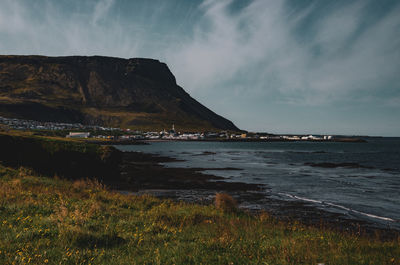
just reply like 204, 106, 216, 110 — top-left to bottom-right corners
116, 138, 400, 230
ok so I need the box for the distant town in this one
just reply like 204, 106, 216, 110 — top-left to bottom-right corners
0, 115, 348, 142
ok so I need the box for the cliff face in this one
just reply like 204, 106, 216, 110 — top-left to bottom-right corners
0, 55, 239, 131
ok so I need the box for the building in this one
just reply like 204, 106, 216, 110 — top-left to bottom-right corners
66, 132, 90, 138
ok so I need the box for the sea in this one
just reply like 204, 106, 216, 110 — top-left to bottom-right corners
116, 138, 400, 230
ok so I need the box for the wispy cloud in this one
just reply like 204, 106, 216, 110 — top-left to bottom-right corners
165, 0, 400, 106
0, 0, 28, 34
0, 0, 140, 57
92, 0, 115, 25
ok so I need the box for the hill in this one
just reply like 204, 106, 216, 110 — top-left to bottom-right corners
0, 55, 239, 131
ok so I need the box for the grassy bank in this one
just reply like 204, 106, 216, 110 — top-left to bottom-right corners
0, 131, 121, 181
0, 164, 398, 265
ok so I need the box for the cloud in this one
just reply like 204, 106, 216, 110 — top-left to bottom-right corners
0, 0, 28, 34
0, 0, 139, 57
92, 0, 115, 25
2, 0, 398, 106
165, 0, 400, 106
0, 0, 399, 134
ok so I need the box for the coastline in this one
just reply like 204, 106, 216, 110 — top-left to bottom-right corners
2, 161, 398, 264
119, 150, 399, 240
0, 131, 399, 263
118, 151, 262, 192
0, 132, 397, 241
91, 137, 367, 145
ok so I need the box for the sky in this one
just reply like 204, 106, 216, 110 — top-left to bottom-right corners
0, 0, 399, 136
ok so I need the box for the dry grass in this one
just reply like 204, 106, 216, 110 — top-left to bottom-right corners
72, 178, 106, 191
0, 164, 399, 264
215, 193, 238, 213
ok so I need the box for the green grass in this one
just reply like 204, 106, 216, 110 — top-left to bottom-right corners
0, 130, 114, 161
0, 164, 399, 265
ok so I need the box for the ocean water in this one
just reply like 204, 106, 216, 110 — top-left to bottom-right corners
116, 138, 400, 230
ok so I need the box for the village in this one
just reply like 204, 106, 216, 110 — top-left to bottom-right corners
0, 115, 335, 142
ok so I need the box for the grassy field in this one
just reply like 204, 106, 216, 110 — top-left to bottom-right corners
0, 164, 399, 265
0, 131, 122, 183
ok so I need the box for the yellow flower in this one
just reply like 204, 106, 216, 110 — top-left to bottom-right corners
44, 259, 48, 263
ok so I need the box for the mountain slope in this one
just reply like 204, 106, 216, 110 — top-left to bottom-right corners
0, 55, 239, 131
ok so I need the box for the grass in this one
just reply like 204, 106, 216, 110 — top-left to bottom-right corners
215, 193, 238, 213
0, 131, 122, 182
0, 98, 222, 132
0, 130, 110, 155
80, 107, 218, 132
0, 130, 86, 142
0, 164, 399, 264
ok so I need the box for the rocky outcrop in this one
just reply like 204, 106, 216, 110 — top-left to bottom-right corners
0, 55, 239, 131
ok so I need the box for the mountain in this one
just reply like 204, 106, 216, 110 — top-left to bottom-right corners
0, 55, 239, 131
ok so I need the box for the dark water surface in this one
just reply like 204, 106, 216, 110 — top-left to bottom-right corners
116, 138, 400, 230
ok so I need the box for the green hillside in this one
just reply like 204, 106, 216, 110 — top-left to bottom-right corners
0, 55, 239, 132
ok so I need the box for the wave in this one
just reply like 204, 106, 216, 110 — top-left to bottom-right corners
325, 202, 395, 222
278, 192, 323, 204
277, 192, 396, 222
285, 150, 330, 154
304, 162, 375, 169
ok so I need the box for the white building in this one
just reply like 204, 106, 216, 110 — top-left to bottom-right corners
66, 132, 90, 138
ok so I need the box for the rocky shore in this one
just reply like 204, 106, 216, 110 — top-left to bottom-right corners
118, 151, 262, 192
0, 132, 397, 240
119, 151, 399, 241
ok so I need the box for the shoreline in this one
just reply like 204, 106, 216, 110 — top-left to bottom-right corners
119, 150, 399, 240
89, 137, 367, 145
2, 161, 398, 264
0, 131, 397, 240
118, 151, 262, 192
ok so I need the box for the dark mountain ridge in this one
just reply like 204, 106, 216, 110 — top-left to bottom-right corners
0, 55, 239, 131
